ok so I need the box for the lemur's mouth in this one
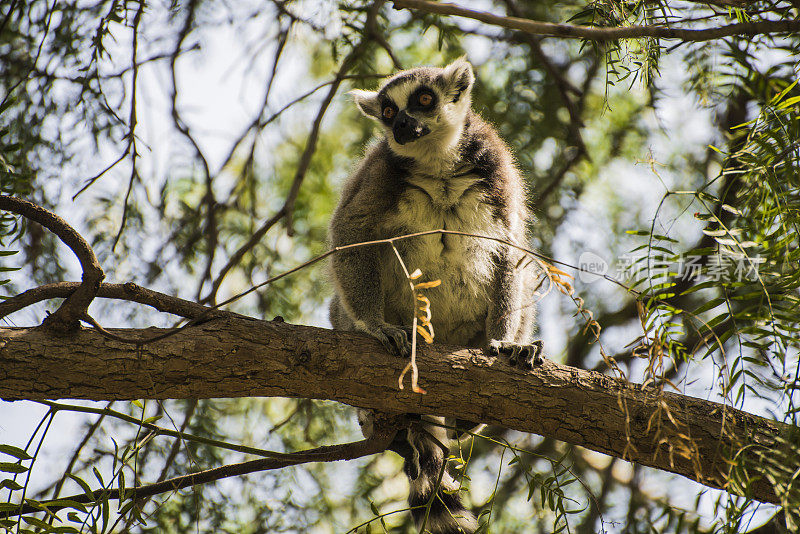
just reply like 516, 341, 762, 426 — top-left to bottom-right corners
394, 127, 430, 145
393, 111, 430, 145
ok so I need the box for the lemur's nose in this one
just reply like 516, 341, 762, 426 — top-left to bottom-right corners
393, 110, 430, 145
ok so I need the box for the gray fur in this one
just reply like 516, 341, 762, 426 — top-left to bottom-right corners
330, 58, 543, 534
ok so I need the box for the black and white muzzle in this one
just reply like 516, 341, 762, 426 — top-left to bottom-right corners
392, 110, 430, 145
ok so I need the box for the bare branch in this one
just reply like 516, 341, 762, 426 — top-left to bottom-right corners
0, 196, 104, 332
535, 56, 601, 204
392, 0, 800, 42
0, 281, 245, 321
502, 0, 588, 171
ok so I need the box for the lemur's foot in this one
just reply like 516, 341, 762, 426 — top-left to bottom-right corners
488, 339, 544, 369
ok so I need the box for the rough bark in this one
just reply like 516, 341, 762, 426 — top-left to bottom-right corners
0, 318, 796, 506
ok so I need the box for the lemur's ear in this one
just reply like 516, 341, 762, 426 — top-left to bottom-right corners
442, 56, 474, 102
349, 89, 381, 119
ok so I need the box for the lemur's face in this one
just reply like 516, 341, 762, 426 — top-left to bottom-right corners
350, 58, 475, 158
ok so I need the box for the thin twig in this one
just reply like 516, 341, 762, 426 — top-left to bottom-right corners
0, 0, 55, 111
119, 400, 199, 532
503, 0, 588, 163
202, 8, 389, 297
2, 229, 638, 340
0, 0, 18, 36
36, 401, 296, 459
111, 0, 145, 252
535, 55, 600, 204
71, 47, 201, 199
44, 403, 112, 501
365, 3, 403, 69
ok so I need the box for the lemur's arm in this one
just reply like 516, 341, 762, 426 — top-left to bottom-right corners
329, 209, 383, 325
485, 248, 524, 341
329, 182, 411, 358
486, 247, 543, 368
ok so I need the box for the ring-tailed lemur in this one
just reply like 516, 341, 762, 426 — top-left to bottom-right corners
329, 58, 543, 534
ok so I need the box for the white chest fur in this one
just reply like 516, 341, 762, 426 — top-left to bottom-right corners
380, 168, 509, 344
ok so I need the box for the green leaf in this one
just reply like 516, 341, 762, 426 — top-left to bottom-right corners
92, 466, 104, 486
0, 444, 32, 460
730, 118, 757, 130
772, 79, 798, 103
23, 516, 54, 530
702, 228, 727, 237
0, 478, 23, 491
0, 95, 17, 114
45, 499, 87, 513
693, 297, 725, 315
720, 204, 742, 215
680, 280, 717, 296
0, 462, 27, 474
776, 95, 800, 110
68, 474, 94, 499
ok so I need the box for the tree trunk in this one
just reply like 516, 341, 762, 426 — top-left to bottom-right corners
0, 318, 796, 506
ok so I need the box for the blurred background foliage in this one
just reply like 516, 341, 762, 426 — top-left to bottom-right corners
1, 0, 799, 532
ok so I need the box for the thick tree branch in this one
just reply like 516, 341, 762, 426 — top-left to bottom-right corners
392, 0, 800, 42
0, 196, 104, 332
1, 319, 797, 506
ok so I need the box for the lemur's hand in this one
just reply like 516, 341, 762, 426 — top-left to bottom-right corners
358, 322, 411, 358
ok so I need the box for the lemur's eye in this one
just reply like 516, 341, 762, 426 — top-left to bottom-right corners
382, 106, 396, 119
419, 93, 433, 106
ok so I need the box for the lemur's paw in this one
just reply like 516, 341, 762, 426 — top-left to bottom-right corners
373, 324, 411, 358
488, 339, 544, 369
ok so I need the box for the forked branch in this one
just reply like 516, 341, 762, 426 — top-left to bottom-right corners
0, 195, 104, 332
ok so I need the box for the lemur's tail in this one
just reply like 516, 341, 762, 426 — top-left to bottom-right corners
390, 417, 478, 534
